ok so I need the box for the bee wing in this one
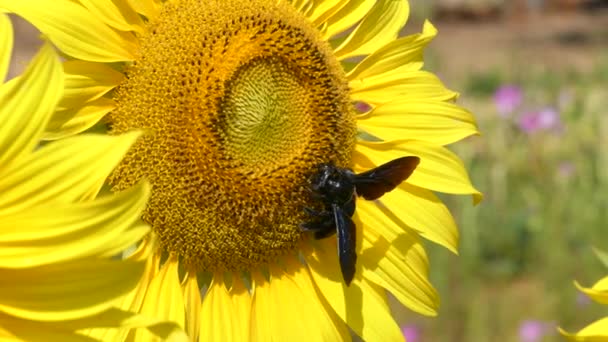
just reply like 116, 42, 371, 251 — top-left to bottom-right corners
333, 203, 356, 286
354, 156, 420, 200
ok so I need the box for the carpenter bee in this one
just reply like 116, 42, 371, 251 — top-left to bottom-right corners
300, 156, 420, 285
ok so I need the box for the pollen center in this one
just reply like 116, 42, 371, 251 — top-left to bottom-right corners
109, 0, 356, 272
220, 58, 311, 172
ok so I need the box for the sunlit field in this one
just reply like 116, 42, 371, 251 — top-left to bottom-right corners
394, 2, 608, 341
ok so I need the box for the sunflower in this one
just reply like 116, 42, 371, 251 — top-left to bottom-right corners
1, 0, 481, 340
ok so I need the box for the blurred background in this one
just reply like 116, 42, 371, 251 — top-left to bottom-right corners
7, 1, 608, 341
393, 0, 608, 341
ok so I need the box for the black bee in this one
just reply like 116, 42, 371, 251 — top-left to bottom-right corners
300, 156, 420, 285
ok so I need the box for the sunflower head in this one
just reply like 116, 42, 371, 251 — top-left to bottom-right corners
108, 0, 356, 272
1, 0, 482, 340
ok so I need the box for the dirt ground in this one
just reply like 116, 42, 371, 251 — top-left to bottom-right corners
412, 11, 608, 83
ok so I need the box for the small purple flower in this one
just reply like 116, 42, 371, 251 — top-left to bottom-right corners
518, 107, 561, 134
494, 85, 523, 117
401, 325, 420, 342
519, 320, 555, 342
537, 108, 560, 129
518, 112, 537, 133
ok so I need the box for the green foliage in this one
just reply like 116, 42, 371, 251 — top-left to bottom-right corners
464, 69, 504, 97
592, 247, 608, 269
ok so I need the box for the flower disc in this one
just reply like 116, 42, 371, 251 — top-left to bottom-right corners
109, 0, 356, 271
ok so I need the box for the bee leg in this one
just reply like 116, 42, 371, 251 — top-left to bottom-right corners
304, 207, 332, 218
300, 215, 335, 237
313, 224, 336, 239
309, 215, 336, 239
303, 207, 321, 216
301, 208, 335, 236
299, 221, 323, 232
310, 192, 326, 201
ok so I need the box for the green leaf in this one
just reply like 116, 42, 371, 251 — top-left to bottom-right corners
592, 246, 608, 269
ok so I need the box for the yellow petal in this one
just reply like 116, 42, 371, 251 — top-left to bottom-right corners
79, 239, 157, 342
0, 43, 62, 168
357, 201, 439, 316
351, 280, 405, 342
560, 317, 608, 341
230, 276, 252, 341
182, 272, 201, 342
0, 132, 141, 214
199, 274, 241, 341
132, 256, 185, 341
575, 277, 608, 305
333, 0, 409, 60
125, 0, 160, 20
0, 13, 12, 82
45, 97, 116, 140
291, 0, 313, 14
303, 242, 346, 315
0, 315, 98, 342
47, 308, 184, 342
250, 272, 272, 340
119, 238, 158, 312
590, 276, 608, 292
355, 140, 483, 203
306, 0, 348, 27
251, 259, 349, 341
356, 100, 478, 146
355, 202, 429, 273
0, 182, 150, 268
378, 183, 459, 253
347, 20, 437, 81
0, 0, 138, 62
59, 60, 124, 110
79, 0, 145, 34
306, 243, 404, 342
350, 71, 458, 106
323, 0, 375, 40
0, 258, 145, 322
97, 225, 149, 257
